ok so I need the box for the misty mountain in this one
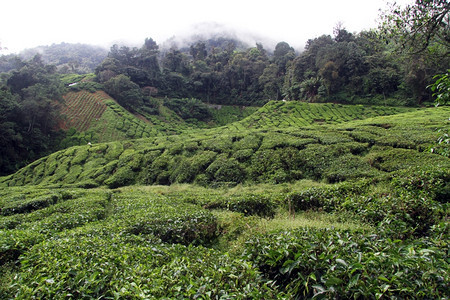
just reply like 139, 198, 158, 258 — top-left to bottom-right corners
160, 22, 278, 54
20, 43, 108, 74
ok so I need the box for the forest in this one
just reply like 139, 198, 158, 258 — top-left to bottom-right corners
0, 0, 449, 298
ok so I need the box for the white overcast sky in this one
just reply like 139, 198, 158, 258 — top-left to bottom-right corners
1, 0, 413, 53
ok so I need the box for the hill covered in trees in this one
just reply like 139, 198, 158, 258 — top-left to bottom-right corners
95, 26, 448, 108
1, 43, 108, 74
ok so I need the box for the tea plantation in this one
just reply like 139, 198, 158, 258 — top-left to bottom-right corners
0, 101, 449, 299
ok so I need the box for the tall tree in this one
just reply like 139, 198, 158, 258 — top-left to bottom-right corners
273, 42, 295, 75
380, 0, 449, 54
1, 55, 65, 175
190, 42, 208, 61
103, 74, 144, 110
379, 0, 450, 103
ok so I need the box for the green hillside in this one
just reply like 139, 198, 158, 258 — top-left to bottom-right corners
1, 102, 440, 188
59, 90, 189, 146
1, 103, 448, 299
58, 90, 260, 147
225, 101, 416, 130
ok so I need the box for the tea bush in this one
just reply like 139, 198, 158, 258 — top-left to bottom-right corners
2, 106, 448, 189
241, 228, 449, 299
391, 165, 450, 203
204, 193, 277, 218
109, 189, 219, 246
13, 235, 281, 299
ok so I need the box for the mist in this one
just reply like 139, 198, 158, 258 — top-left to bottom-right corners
1, 0, 415, 54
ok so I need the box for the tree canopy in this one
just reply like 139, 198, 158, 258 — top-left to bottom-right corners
0, 55, 65, 175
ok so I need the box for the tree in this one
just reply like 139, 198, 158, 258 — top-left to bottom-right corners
428, 69, 450, 106
380, 0, 450, 54
299, 77, 322, 101
0, 56, 65, 175
190, 42, 207, 61
259, 63, 282, 100
104, 74, 144, 110
333, 23, 355, 43
319, 61, 340, 97
379, 1, 450, 103
273, 42, 295, 74
95, 57, 121, 82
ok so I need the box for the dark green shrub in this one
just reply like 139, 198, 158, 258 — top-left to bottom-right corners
232, 149, 254, 162
1, 194, 60, 216
207, 157, 245, 183
249, 147, 303, 183
241, 228, 449, 299
13, 235, 280, 299
104, 166, 136, 188
204, 194, 276, 218
324, 154, 378, 183
128, 209, 218, 246
286, 187, 339, 212
188, 151, 217, 173
377, 195, 442, 238
163, 98, 212, 121
194, 174, 210, 186
391, 166, 450, 203
232, 134, 262, 151
202, 135, 233, 152
156, 171, 170, 185
92, 160, 118, 184
0, 230, 44, 266
71, 147, 89, 165
169, 156, 195, 183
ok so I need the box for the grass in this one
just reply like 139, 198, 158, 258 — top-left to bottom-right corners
214, 209, 372, 254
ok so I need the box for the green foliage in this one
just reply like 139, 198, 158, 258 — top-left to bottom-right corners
1, 34, 450, 299
13, 235, 279, 299
391, 165, 450, 204
0, 55, 66, 176
103, 74, 144, 110
205, 193, 276, 218
92, 32, 446, 106
428, 70, 450, 106
163, 97, 212, 121
379, 0, 449, 54
20, 43, 107, 74
209, 105, 258, 126
104, 165, 135, 188
241, 228, 448, 299
0, 160, 448, 298
206, 156, 245, 184
0, 187, 283, 298
1, 105, 448, 189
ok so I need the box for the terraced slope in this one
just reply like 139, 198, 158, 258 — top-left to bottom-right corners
59, 91, 258, 145
59, 90, 176, 143
2, 105, 448, 188
226, 101, 416, 130
60, 91, 109, 131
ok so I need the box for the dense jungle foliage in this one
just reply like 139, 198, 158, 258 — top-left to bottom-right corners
0, 43, 108, 74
